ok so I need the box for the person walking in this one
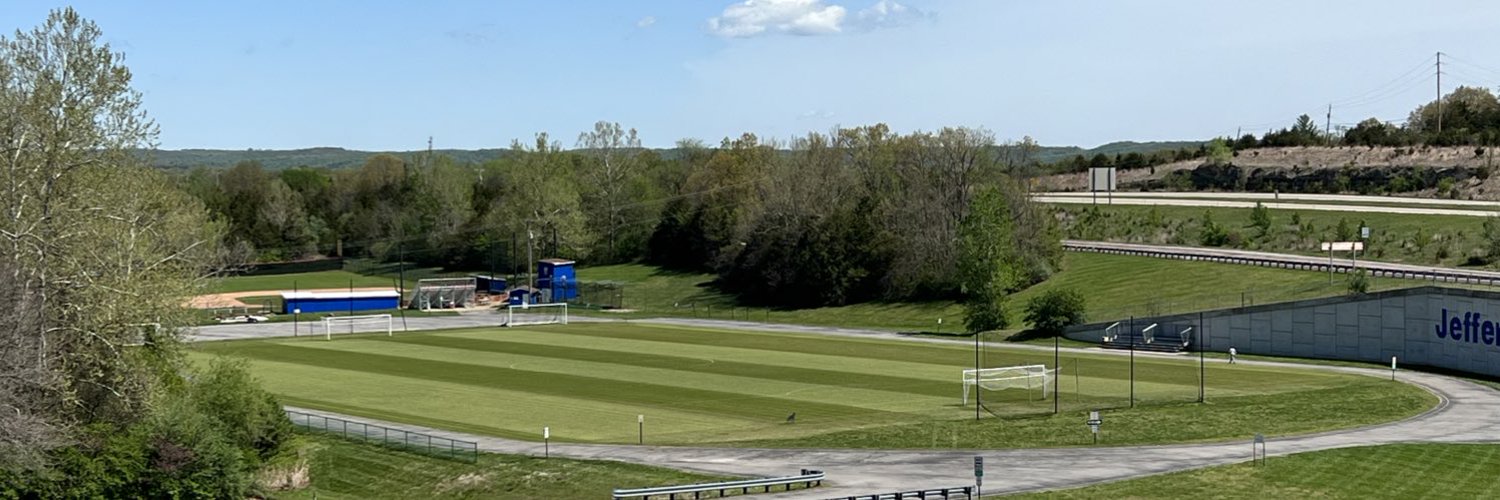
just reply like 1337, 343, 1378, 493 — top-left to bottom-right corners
1228, 346, 1238, 364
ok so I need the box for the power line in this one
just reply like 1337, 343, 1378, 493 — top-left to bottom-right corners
1330, 54, 1436, 106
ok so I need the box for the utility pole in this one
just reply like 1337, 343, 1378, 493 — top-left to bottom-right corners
1325, 103, 1332, 140
1437, 51, 1444, 135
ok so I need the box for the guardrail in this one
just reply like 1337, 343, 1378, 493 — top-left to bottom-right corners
829, 485, 977, 499
613, 469, 824, 500
285, 409, 478, 463
1064, 240, 1500, 287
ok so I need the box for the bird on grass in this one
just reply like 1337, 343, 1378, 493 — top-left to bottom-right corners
786, 412, 796, 424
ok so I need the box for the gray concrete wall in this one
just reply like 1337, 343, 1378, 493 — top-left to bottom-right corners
1065, 287, 1500, 378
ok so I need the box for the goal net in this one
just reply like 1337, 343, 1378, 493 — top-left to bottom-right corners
411, 278, 477, 311
504, 303, 567, 327
962, 364, 1058, 405
323, 314, 393, 340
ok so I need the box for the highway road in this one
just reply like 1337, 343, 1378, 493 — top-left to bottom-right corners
1063, 239, 1500, 287
1034, 194, 1500, 217
1041, 190, 1500, 208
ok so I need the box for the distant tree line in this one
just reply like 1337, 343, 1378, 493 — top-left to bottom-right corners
175, 123, 1062, 309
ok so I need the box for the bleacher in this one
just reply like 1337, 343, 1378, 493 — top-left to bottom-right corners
1100, 321, 1193, 353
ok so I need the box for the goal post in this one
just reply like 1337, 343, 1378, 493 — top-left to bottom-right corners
323, 314, 393, 340
962, 364, 1059, 405
504, 303, 567, 327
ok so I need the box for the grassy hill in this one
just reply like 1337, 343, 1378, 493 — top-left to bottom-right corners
142, 147, 514, 170
1029, 140, 1205, 165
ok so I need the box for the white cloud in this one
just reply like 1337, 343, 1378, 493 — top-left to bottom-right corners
708, 0, 929, 38
637, 16, 657, 29
708, 0, 847, 38
852, 0, 930, 30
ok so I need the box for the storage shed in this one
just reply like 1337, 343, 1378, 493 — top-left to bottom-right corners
280, 290, 401, 314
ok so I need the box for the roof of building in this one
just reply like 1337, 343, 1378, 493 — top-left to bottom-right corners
538, 258, 575, 265
281, 290, 401, 300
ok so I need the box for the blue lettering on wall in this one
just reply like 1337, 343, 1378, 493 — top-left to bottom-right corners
1436, 308, 1499, 345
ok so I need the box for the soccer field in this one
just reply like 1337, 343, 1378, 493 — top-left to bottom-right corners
191, 323, 1432, 447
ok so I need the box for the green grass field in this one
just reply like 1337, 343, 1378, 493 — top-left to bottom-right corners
192, 322, 1432, 448
579, 252, 1419, 332
274, 433, 727, 499
1011, 443, 1500, 499
1053, 203, 1488, 267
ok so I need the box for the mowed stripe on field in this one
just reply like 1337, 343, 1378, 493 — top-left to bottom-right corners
377, 334, 957, 397
215, 342, 906, 424
490, 324, 1342, 392
285, 337, 960, 413
221, 358, 771, 442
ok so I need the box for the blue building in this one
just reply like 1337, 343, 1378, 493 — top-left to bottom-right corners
280, 290, 401, 314
535, 258, 577, 303
472, 275, 507, 294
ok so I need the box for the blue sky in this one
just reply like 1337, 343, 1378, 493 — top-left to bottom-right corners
5, 0, 1500, 150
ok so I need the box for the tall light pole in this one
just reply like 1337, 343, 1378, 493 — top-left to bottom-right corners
974, 329, 981, 421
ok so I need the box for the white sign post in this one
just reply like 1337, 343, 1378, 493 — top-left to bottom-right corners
1391, 356, 1398, 381
1087, 410, 1102, 444
1253, 433, 1266, 465
543, 426, 550, 458
1320, 241, 1365, 283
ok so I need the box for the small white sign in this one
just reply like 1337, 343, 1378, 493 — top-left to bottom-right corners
293, 308, 301, 314
1320, 241, 1365, 252
1392, 356, 1397, 370
1361, 226, 1371, 239
638, 414, 644, 423
543, 426, 550, 439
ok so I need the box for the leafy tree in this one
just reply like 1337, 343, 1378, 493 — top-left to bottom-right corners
1335, 217, 1354, 241
1205, 138, 1232, 166
1249, 202, 1273, 236
0, 9, 284, 494
1483, 216, 1500, 265
577, 121, 647, 262
1023, 288, 1086, 337
1199, 210, 1228, 246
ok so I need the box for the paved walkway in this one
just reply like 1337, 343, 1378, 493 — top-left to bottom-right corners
256, 318, 1500, 497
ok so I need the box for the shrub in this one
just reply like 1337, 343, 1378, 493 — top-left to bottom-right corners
1249, 202, 1272, 236
1199, 210, 1228, 247
1023, 288, 1087, 337
190, 358, 293, 462
1347, 269, 1370, 295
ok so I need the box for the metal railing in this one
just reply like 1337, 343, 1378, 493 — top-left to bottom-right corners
613, 469, 824, 500
829, 486, 977, 499
1064, 239, 1500, 287
1141, 323, 1157, 344
285, 409, 478, 463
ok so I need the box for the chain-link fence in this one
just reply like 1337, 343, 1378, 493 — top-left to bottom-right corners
285, 409, 478, 463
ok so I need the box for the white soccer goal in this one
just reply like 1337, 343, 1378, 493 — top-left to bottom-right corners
411, 277, 477, 311
504, 303, 568, 327
962, 364, 1059, 405
323, 314, 393, 340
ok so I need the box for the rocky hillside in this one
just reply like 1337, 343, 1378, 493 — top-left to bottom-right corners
1039, 146, 1500, 199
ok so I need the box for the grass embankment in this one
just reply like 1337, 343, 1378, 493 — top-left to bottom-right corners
1053, 203, 1489, 267
193, 323, 1433, 449
580, 252, 1416, 332
274, 434, 727, 500
1010, 443, 1500, 499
